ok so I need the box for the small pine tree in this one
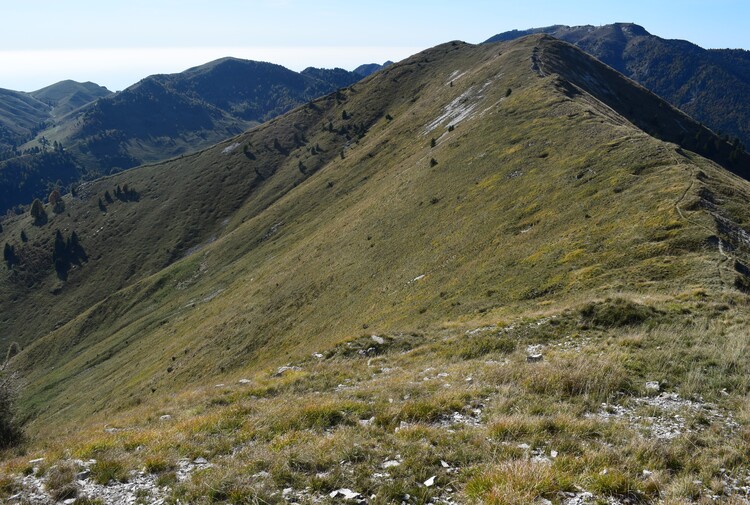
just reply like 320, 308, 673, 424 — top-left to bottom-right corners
342, 110, 350, 120
505, 88, 512, 97
430, 158, 438, 167
431, 138, 436, 148
20, 230, 27, 242
52, 230, 66, 264
67, 231, 80, 252
298, 160, 307, 174
3, 243, 16, 269
104, 190, 113, 204
385, 114, 393, 121
98, 197, 106, 212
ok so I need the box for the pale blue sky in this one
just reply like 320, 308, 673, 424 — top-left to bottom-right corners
2, 0, 749, 91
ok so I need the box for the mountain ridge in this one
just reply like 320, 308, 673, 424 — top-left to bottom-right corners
486, 23, 750, 150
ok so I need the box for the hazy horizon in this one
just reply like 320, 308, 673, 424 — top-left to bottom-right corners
2, 0, 750, 92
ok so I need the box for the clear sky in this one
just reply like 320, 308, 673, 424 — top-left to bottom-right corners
2, 0, 749, 92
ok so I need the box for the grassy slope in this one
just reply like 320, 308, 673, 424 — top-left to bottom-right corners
0, 89, 50, 145
2, 35, 750, 502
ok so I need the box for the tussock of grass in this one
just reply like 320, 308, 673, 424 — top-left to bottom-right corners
268, 399, 370, 435
144, 456, 173, 474
588, 468, 643, 499
579, 297, 661, 328
490, 414, 607, 443
45, 461, 78, 501
326, 332, 426, 359
90, 459, 128, 485
376, 390, 472, 428
485, 352, 633, 403
452, 334, 517, 360
465, 460, 574, 504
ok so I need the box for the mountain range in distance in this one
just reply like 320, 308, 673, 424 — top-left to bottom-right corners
0, 59, 392, 214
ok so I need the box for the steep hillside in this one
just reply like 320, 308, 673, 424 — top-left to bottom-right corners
0, 89, 50, 154
3, 36, 750, 503
487, 23, 750, 150
0, 59, 365, 215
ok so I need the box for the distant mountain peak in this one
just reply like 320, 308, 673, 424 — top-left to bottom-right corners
615, 22, 650, 36
353, 61, 393, 77
485, 23, 652, 44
